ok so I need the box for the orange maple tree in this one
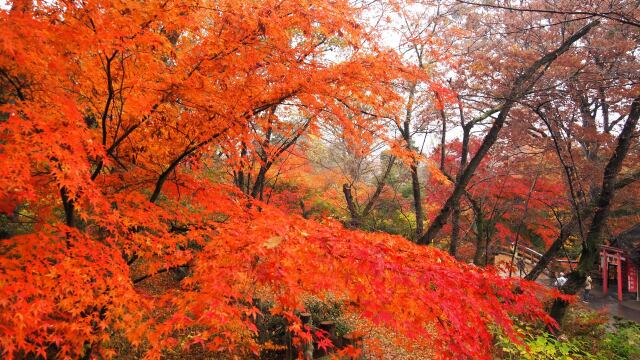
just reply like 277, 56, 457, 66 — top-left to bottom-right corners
0, 1, 562, 359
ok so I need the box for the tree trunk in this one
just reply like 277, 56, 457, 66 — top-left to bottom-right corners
473, 229, 486, 266
470, 200, 487, 266
525, 225, 572, 281
60, 186, 75, 228
449, 119, 471, 257
448, 205, 461, 257
299, 200, 310, 219
342, 183, 361, 227
251, 164, 270, 199
410, 162, 424, 238
399, 81, 425, 240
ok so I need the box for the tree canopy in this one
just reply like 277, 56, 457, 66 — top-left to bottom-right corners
1, 0, 639, 359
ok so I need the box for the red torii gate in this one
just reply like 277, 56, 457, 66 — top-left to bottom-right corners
601, 245, 638, 301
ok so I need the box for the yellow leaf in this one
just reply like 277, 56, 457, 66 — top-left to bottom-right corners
264, 236, 283, 249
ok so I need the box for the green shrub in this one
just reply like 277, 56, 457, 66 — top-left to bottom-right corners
594, 321, 640, 360
497, 324, 591, 359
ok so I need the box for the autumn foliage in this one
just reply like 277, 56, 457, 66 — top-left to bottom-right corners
0, 0, 611, 359
0, 188, 558, 359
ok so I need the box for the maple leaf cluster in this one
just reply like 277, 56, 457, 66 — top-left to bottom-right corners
0, 188, 557, 359
0, 0, 563, 359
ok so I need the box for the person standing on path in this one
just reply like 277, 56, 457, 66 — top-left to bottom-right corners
554, 272, 567, 288
517, 257, 526, 278
582, 275, 592, 303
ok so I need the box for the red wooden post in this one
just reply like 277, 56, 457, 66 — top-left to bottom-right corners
629, 264, 639, 300
617, 253, 623, 302
603, 249, 608, 294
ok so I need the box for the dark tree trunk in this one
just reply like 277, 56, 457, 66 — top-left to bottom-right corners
449, 205, 461, 257
60, 186, 75, 228
299, 200, 310, 219
410, 162, 424, 238
449, 117, 471, 257
342, 183, 361, 227
150, 144, 199, 203
473, 231, 486, 266
251, 164, 270, 199
471, 200, 487, 266
525, 225, 572, 281
399, 82, 424, 240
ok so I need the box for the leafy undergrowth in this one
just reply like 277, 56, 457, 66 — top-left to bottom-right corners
496, 323, 592, 360
496, 304, 640, 360
595, 320, 640, 360
562, 305, 640, 360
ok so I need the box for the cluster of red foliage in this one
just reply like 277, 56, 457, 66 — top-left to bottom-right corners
0, 0, 565, 359
1, 184, 559, 359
